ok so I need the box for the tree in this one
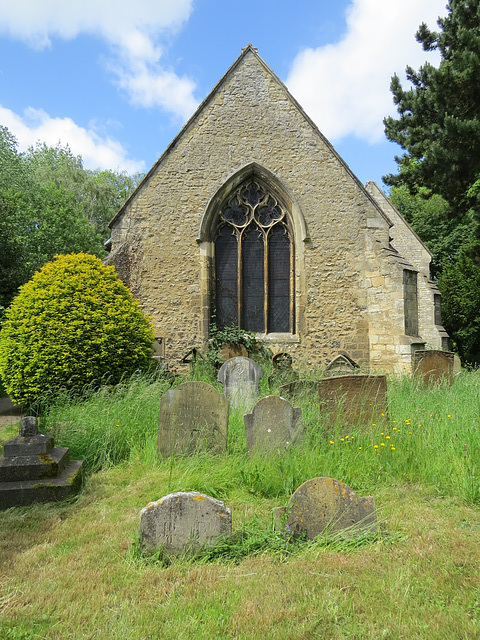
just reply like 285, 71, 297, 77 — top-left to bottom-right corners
384, 0, 480, 223
0, 253, 154, 406
389, 185, 476, 277
0, 127, 141, 310
437, 240, 480, 364
24, 142, 142, 239
384, 0, 480, 362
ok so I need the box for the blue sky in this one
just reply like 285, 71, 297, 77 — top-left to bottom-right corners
0, 0, 446, 189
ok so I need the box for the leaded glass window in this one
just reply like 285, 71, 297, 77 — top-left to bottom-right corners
214, 180, 293, 333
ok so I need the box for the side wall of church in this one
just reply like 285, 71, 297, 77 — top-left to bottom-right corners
365, 182, 448, 356
108, 51, 433, 373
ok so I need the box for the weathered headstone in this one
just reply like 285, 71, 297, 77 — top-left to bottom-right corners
325, 353, 359, 376
453, 353, 462, 375
139, 491, 232, 554
279, 379, 320, 403
268, 352, 297, 388
217, 356, 262, 409
244, 395, 303, 454
318, 374, 388, 425
218, 342, 248, 363
158, 382, 228, 456
0, 417, 83, 509
274, 477, 377, 539
413, 350, 454, 386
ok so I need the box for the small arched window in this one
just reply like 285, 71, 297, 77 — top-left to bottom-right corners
214, 180, 294, 333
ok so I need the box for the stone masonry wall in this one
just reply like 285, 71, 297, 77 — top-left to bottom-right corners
365, 182, 447, 357
108, 48, 440, 373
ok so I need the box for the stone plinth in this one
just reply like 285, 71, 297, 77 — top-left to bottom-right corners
0, 417, 83, 510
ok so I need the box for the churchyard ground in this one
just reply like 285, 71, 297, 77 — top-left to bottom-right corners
1, 366, 480, 639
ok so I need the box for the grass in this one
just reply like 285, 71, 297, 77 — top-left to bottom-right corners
1, 367, 480, 638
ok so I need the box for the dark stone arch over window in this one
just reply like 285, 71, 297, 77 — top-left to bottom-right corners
214, 179, 294, 333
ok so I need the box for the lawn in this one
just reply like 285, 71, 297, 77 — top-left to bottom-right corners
1, 367, 480, 639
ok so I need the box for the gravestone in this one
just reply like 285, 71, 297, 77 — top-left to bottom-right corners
0, 417, 83, 509
413, 350, 454, 386
218, 342, 248, 363
318, 374, 388, 425
453, 353, 461, 375
139, 491, 232, 554
268, 352, 297, 388
244, 395, 303, 454
279, 379, 320, 403
158, 382, 228, 456
217, 356, 262, 409
325, 353, 359, 376
274, 477, 377, 539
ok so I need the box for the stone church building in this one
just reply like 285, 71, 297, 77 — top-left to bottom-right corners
105, 44, 448, 373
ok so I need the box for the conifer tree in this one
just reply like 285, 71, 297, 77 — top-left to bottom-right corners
384, 0, 480, 222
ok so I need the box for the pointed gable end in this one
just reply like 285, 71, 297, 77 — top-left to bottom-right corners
106, 45, 448, 374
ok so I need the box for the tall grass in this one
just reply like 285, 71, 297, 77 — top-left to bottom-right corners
41, 367, 480, 504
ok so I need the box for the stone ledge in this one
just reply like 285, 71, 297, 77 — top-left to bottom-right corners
0, 460, 83, 510
0, 447, 70, 482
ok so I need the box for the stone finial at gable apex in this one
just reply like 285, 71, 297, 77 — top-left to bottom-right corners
241, 43, 258, 54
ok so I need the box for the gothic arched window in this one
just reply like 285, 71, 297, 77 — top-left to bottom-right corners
214, 180, 294, 333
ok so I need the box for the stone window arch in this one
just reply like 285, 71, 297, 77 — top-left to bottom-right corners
213, 179, 294, 333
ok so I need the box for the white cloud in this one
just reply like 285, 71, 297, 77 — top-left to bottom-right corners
286, 0, 446, 143
0, 0, 198, 119
0, 105, 145, 173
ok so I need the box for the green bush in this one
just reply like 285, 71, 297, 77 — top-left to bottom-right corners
0, 252, 154, 406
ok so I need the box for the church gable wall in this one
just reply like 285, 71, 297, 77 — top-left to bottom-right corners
108, 50, 428, 372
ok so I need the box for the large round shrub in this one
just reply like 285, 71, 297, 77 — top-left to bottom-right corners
0, 252, 154, 405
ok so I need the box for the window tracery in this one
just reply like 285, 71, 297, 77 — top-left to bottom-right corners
214, 180, 293, 333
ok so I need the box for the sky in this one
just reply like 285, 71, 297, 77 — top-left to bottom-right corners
0, 0, 447, 189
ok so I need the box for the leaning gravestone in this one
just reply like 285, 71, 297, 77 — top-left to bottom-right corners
157, 382, 228, 456
217, 356, 262, 409
244, 395, 303, 454
268, 352, 297, 388
0, 417, 83, 509
279, 379, 319, 403
273, 477, 377, 539
139, 491, 232, 554
413, 350, 454, 386
318, 374, 388, 425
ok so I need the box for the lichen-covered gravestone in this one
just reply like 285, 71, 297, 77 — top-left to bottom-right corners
139, 491, 232, 554
274, 477, 377, 539
318, 374, 388, 426
157, 382, 228, 456
217, 356, 262, 409
244, 395, 303, 454
0, 417, 83, 509
413, 350, 454, 386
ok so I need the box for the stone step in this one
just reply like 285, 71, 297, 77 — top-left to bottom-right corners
0, 460, 84, 510
0, 447, 70, 482
4, 433, 54, 457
